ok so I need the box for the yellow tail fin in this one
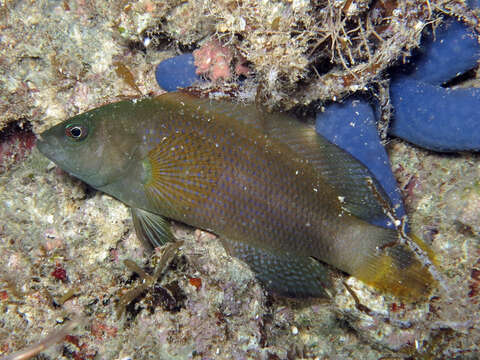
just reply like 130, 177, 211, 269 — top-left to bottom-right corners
354, 232, 436, 301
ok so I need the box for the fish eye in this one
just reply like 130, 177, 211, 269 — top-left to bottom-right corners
65, 124, 88, 140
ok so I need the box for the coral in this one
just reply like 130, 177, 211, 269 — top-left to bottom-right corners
193, 40, 233, 81
2, 0, 480, 359
142, 0, 475, 108
116, 242, 185, 316
0, 0, 169, 133
155, 40, 250, 91
51, 262, 68, 282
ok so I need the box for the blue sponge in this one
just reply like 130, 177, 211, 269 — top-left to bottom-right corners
393, 18, 480, 86
390, 78, 480, 152
155, 53, 201, 92
388, 15, 480, 152
468, 0, 480, 9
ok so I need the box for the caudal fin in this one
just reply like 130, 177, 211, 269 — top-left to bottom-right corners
352, 228, 436, 301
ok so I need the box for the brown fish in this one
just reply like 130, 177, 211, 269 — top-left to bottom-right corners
37, 92, 436, 299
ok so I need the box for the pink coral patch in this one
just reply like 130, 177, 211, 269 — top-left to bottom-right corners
193, 40, 233, 81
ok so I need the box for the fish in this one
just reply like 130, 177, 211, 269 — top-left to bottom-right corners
37, 91, 436, 300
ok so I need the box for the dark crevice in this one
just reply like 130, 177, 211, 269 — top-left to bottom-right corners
0, 120, 36, 173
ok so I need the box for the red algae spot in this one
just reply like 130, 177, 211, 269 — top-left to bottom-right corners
65, 335, 81, 348
64, 334, 97, 360
109, 248, 120, 263
193, 40, 251, 81
51, 262, 68, 282
0, 290, 8, 301
193, 40, 233, 81
91, 319, 118, 340
0, 343, 9, 354
0, 122, 36, 172
468, 257, 480, 302
189, 277, 202, 290
390, 302, 405, 312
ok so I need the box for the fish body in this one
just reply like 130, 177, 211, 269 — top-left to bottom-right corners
38, 92, 435, 299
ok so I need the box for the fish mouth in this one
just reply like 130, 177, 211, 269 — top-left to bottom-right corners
36, 134, 57, 162
36, 133, 104, 187
36, 134, 66, 168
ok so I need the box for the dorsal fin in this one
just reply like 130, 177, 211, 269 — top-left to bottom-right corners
164, 92, 393, 224
255, 112, 394, 224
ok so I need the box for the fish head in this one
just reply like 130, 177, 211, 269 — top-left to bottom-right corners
37, 101, 141, 189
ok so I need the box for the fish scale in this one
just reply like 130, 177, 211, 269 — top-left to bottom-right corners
37, 91, 436, 299
144, 102, 332, 252
158, 114, 338, 257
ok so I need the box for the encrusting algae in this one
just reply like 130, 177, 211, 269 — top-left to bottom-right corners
37, 91, 436, 300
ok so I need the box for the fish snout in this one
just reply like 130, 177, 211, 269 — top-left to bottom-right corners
36, 132, 59, 161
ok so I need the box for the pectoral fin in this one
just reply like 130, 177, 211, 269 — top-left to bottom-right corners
222, 238, 334, 298
131, 208, 175, 250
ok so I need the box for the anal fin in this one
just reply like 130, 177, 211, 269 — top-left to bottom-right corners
222, 238, 334, 298
131, 208, 175, 250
